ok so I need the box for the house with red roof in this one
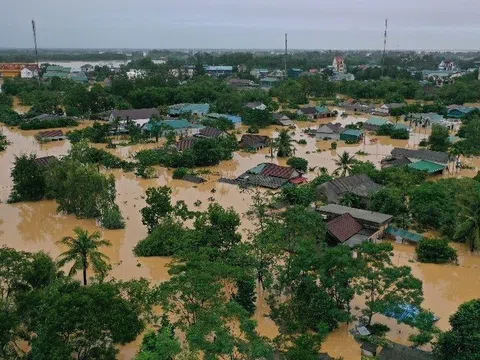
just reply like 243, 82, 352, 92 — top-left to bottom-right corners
236, 163, 307, 189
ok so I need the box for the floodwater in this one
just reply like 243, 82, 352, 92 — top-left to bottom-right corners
1, 110, 480, 360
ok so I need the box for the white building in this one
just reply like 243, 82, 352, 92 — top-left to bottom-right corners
333, 56, 346, 73
20, 66, 39, 79
126, 69, 146, 80
438, 61, 457, 71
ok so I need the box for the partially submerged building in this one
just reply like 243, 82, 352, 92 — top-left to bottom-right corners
382, 148, 450, 175
36, 130, 67, 142
109, 108, 160, 128
236, 163, 306, 189
168, 103, 210, 117
316, 174, 382, 205
238, 134, 271, 151
317, 204, 393, 246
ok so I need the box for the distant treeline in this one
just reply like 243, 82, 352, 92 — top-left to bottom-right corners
0, 50, 128, 62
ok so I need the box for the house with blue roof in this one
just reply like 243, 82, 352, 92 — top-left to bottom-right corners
142, 119, 203, 137
205, 113, 242, 128
204, 66, 233, 77
447, 105, 477, 119
168, 103, 210, 117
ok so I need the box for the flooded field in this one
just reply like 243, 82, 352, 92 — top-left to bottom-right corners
1, 111, 479, 360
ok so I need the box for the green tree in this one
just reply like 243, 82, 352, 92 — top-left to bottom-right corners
416, 238, 458, 264
56, 227, 111, 285
356, 242, 424, 326
454, 188, 480, 252
434, 299, 480, 360
334, 151, 356, 177
274, 129, 295, 157
286, 157, 308, 173
8, 154, 51, 203
232, 276, 257, 316
429, 124, 451, 152
136, 328, 182, 360
141, 187, 174, 233
242, 108, 272, 128
369, 187, 409, 228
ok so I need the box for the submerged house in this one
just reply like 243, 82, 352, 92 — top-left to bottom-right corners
316, 174, 382, 205
109, 108, 160, 128
238, 134, 271, 151
273, 114, 294, 127
317, 204, 393, 245
382, 148, 449, 175
447, 105, 477, 119
236, 163, 305, 189
34, 156, 57, 167
205, 113, 242, 127
142, 119, 202, 137
196, 126, 227, 139
363, 117, 391, 131
361, 342, 433, 360
316, 123, 343, 140
168, 103, 210, 117
340, 129, 363, 142
36, 130, 67, 142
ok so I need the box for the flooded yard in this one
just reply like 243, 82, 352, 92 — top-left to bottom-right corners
1, 111, 479, 360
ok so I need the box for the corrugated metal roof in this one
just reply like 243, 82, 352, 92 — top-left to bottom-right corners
391, 148, 449, 165
366, 117, 391, 126
261, 163, 296, 179
37, 130, 64, 138
111, 108, 159, 121
239, 134, 270, 149
169, 103, 210, 115
386, 227, 424, 242
408, 160, 446, 173
198, 126, 224, 138
317, 204, 393, 225
34, 156, 57, 167
176, 137, 198, 151
342, 129, 363, 137
320, 174, 381, 198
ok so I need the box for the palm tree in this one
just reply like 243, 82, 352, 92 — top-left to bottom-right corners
455, 199, 480, 252
334, 151, 356, 177
56, 227, 111, 285
274, 129, 295, 158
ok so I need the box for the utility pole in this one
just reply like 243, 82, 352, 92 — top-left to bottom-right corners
284, 33, 288, 77
31, 19, 40, 86
381, 18, 388, 78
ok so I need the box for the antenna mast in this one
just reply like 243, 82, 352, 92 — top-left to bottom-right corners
381, 18, 388, 77
284, 33, 288, 76
31, 19, 40, 85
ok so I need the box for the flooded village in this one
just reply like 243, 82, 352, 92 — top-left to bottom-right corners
1, 49, 480, 360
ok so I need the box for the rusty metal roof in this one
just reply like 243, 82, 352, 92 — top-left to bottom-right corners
37, 130, 64, 138
34, 156, 57, 167
261, 163, 296, 179
327, 213, 363, 243
175, 137, 198, 151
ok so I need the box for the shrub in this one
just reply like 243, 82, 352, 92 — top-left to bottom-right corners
172, 167, 189, 179
330, 142, 337, 150
19, 117, 78, 130
298, 139, 307, 145
100, 203, 125, 229
286, 157, 308, 173
247, 125, 259, 134
133, 221, 186, 257
416, 238, 458, 264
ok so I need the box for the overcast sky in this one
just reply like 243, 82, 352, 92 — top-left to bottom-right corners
2, 0, 480, 50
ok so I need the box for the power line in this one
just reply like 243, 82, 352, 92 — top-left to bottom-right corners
381, 18, 388, 78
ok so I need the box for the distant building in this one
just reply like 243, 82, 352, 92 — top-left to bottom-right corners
250, 69, 269, 79
287, 68, 303, 78
333, 56, 346, 73
245, 102, 267, 111
228, 78, 258, 89
447, 105, 477, 118
205, 113, 242, 127
143, 119, 202, 137
126, 69, 145, 80
316, 123, 343, 140
43, 65, 72, 79
438, 60, 457, 71
80, 64, 94, 72
168, 103, 210, 117
332, 73, 355, 81
260, 77, 279, 89
20, 65, 39, 79
204, 65, 233, 77
0, 63, 38, 78
298, 106, 334, 120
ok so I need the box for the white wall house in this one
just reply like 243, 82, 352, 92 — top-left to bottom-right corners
126, 69, 146, 80
333, 57, 346, 73
21, 67, 38, 79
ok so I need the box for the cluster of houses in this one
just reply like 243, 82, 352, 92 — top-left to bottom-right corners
0, 63, 39, 78
315, 122, 364, 142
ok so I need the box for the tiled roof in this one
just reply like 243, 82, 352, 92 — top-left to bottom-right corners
176, 137, 198, 151
34, 156, 57, 167
391, 148, 449, 165
378, 343, 433, 360
239, 134, 270, 148
199, 126, 224, 138
327, 213, 363, 243
37, 130, 64, 138
298, 106, 317, 115
320, 174, 382, 198
317, 204, 393, 225
0, 63, 37, 71
238, 174, 288, 189
260, 163, 295, 179
111, 108, 159, 121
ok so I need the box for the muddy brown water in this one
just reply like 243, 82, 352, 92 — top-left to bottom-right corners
1, 111, 480, 360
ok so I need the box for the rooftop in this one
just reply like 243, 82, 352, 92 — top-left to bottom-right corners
319, 174, 382, 198
37, 130, 64, 138
111, 108, 159, 121
391, 148, 449, 165
198, 126, 225, 138
317, 204, 393, 225
34, 156, 57, 167
169, 103, 210, 115
366, 117, 391, 126
327, 213, 364, 243
407, 160, 446, 173
239, 134, 270, 148
378, 343, 433, 360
